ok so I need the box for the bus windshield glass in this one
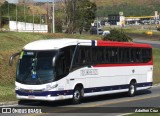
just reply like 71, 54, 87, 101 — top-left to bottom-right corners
16, 50, 57, 85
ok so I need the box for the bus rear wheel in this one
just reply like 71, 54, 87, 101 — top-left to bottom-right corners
128, 82, 136, 97
72, 87, 83, 104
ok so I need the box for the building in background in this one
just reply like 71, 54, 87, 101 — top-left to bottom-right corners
108, 14, 120, 25
108, 13, 125, 26
108, 11, 159, 26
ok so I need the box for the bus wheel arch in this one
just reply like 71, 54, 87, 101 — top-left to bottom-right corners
72, 83, 84, 104
128, 79, 137, 97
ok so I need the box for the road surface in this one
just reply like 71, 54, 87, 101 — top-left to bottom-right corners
1, 85, 160, 116
133, 39, 160, 48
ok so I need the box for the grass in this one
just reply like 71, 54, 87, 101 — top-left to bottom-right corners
0, 32, 159, 102
0, 32, 100, 51
124, 28, 160, 41
153, 48, 160, 84
102, 25, 160, 41
0, 84, 16, 102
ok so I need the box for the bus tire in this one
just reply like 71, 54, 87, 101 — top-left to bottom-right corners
72, 87, 83, 104
128, 82, 136, 97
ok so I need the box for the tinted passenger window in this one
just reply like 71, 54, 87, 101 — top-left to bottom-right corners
60, 46, 75, 72
73, 46, 92, 67
119, 48, 130, 63
142, 48, 152, 63
110, 48, 118, 63
130, 48, 142, 63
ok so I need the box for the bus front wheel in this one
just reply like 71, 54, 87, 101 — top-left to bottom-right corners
128, 82, 136, 97
72, 87, 83, 104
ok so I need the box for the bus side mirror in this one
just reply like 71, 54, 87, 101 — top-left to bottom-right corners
9, 52, 20, 66
52, 52, 64, 67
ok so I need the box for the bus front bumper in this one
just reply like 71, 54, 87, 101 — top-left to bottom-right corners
16, 94, 72, 101
15, 89, 73, 101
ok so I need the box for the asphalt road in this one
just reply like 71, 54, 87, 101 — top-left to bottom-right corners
133, 39, 160, 48
1, 85, 160, 116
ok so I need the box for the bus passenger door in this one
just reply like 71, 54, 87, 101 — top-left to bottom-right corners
56, 53, 70, 93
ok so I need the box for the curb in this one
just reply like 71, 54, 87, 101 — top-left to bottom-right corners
153, 83, 160, 87
0, 101, 18, 106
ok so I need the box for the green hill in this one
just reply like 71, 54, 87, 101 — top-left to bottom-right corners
1, 0, 160, 19
91, 0, 160, 7
90, 0, 160, 17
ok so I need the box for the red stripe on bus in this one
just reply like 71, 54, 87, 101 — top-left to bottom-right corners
93, 61, 153, 67
97, 40, 152, 48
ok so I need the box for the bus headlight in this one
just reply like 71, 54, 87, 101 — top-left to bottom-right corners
45, 84, 58, 91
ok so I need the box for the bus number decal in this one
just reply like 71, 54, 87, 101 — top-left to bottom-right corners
80, 69, 98, 76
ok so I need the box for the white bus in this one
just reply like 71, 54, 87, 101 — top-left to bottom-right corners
9, 39, 153, 104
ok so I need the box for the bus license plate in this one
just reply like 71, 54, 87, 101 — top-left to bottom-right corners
28, 95, 35, 99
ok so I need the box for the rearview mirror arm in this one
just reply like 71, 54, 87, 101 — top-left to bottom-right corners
9, 52, 20, 66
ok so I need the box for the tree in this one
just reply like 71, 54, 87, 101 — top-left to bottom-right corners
102, 29, 132, 42
1, 1, 8, 15
55, 12, 63, 33
76, 0, 96, 34
63, 0, 76, 33
64, 0, 96, 34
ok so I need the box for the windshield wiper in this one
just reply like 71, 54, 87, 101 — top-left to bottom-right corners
37, 76, 43, 84
22, 67, 32, 83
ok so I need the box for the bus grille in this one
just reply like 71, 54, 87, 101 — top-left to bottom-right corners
19, 89, 44, 93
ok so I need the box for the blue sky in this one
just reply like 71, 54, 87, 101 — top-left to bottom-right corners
6, 0, 18, 3
6, 0, 54, 3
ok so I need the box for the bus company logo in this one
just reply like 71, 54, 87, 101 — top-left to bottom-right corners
28, 90, 33, 93
2, 108, 11, 113
80, 69, 98, 76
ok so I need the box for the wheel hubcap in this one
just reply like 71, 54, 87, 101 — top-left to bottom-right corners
74, 90, 80, 100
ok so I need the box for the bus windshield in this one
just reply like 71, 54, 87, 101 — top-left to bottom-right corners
16, 51, 57, 85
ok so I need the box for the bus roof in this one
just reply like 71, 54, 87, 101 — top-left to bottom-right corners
23, 38, 91, 50
23, 38, 152, 51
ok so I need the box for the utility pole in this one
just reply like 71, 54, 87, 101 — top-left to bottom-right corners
8, 2, 10, 31
52, 0, 55, 33
47, 1, 49, 33
0, 4, 1, 31
16, 3, 18, 32
24, 0, 26, 31
32, 0, 34, 32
